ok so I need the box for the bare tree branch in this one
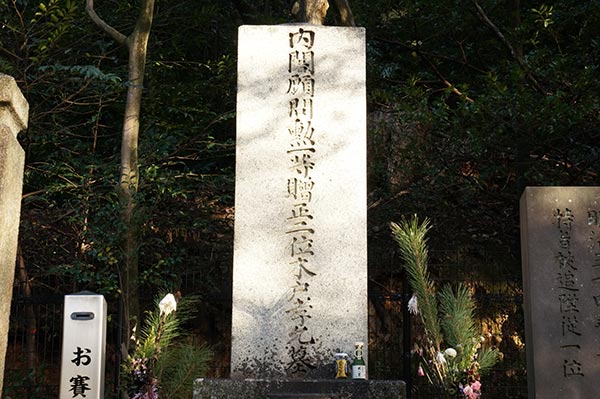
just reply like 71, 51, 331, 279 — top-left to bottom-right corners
85, 0, 128, 45
471, 0, 547, 95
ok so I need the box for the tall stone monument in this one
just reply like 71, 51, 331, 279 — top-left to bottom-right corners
520, 186, 600, 398
195, 24, 405, 398
231, 24, 367, 379
0, 74, 28, 393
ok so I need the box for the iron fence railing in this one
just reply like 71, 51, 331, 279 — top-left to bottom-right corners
4, 251, 528, 399
5, 293, 527, 398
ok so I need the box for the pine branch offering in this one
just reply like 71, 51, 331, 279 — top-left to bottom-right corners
122, 293, 211, 399
391, 215, 499, 398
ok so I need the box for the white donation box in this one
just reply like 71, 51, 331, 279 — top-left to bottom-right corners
59, 292, 107, 399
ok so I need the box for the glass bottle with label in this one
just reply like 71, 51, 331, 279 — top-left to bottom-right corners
352, 342, 366, 379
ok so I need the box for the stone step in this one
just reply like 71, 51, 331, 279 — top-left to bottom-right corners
194, 378, 406, 399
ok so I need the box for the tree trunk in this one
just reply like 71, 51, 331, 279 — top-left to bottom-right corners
295, 0, 355, 26
15, 248, 37, 379
298, 0, 329, 24
86, 0, 155, 351
332, 0, 356, 26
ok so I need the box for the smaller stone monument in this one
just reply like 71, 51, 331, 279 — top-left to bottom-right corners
520, 186, 600, 398
0, 74, 28, 393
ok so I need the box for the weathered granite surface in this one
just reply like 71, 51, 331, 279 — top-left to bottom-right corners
232, 24, 367, 378
194, 379, 406, 399
520, 186, 600, 398
0, 73, 28, 393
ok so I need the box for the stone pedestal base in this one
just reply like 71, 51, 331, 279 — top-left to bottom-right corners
194, 379, 406, 399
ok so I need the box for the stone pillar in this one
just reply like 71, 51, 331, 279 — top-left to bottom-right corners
231, 24, 367, 379
520, 187, 600, 398
0, 74, 28, 392
195, 25, 406, 399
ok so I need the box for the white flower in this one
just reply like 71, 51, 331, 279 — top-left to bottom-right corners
444, 348, 457, 359
159, 293, 177, 317
408, 294, 419, 315
435, 352, 446, 365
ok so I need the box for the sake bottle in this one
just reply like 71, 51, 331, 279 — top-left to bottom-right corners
352, 342, 366, 379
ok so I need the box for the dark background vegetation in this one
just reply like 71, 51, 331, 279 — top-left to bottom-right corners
1, 0, 598, 397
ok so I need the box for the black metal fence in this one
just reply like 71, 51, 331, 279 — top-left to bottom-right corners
4, 295, 62, 398
4, 294, 121, 399
367, 291, 527, 399
4, 254, 528, 398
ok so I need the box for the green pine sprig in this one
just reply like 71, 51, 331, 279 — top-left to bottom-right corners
391, 215, 500, 397
439, 284, 478, 348
123, 294, 211, 399
391, 216, 442, 349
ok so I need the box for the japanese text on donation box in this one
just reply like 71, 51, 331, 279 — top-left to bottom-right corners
60, 294, 106, 399
285, 27, 318, 375
68, 346, 93, 397
553, 207, 600, 378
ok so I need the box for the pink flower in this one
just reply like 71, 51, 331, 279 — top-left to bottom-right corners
462, 384, 480, 399
463, 385, 473, 396
417, 365, 425, 377
472, 380, 481, 392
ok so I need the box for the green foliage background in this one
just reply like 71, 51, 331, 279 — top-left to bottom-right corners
1, 0, 599, 395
